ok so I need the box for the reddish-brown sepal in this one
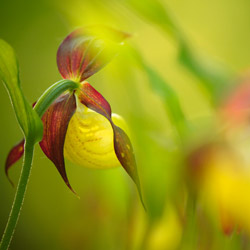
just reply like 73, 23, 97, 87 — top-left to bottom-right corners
39, 93, 76, 193
57, 27, 130, 82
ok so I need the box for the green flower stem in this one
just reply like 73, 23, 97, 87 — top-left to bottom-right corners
0, 79, 79, 250
0, 139, 34, 250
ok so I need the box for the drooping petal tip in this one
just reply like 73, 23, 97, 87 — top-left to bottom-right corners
39, 93, 77, 194
78, 82, 145, 208
5, 139, 25, 187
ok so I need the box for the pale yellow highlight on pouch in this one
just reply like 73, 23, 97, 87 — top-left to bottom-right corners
64, 100, 129, 169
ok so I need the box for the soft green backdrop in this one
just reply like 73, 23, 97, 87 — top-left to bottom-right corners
1, 0, 250, 249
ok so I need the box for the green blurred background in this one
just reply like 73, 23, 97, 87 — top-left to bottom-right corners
1, 0, 250, 249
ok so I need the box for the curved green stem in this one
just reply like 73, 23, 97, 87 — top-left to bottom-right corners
0, 79, 79, 250
34, 79, 80, 116
0, 139, 34, 250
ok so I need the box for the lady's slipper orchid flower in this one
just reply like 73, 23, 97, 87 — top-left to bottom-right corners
5, 27, 143, 202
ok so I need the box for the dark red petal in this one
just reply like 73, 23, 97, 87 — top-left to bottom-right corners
5, 139, 25, 186
79, 82, 144, 206
39, 93, 76, 193
78, 81, 111, 117
112, 126, 140, 188
57, 26, 130, 82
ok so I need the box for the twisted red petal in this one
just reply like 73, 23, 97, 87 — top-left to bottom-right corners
57, 26, 130, 82
78, 82, 144, 206
78, 81, 111, 117
5, 139, 25, 186
39, 93, 76, 193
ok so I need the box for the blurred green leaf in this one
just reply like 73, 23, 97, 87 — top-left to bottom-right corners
126, 0, 233, 104
125, 0, 179, 40
129, 46, 187, 142
0, 39, 43, 142
179, 43, 232, 104
144, 65, 187, 141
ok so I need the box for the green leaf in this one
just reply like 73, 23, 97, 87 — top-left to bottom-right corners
0, 39, 43, 142
129, 46, 187, 142
126, 0, 233, 104
125, 0, 178, 39
178, 43, 232, 104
